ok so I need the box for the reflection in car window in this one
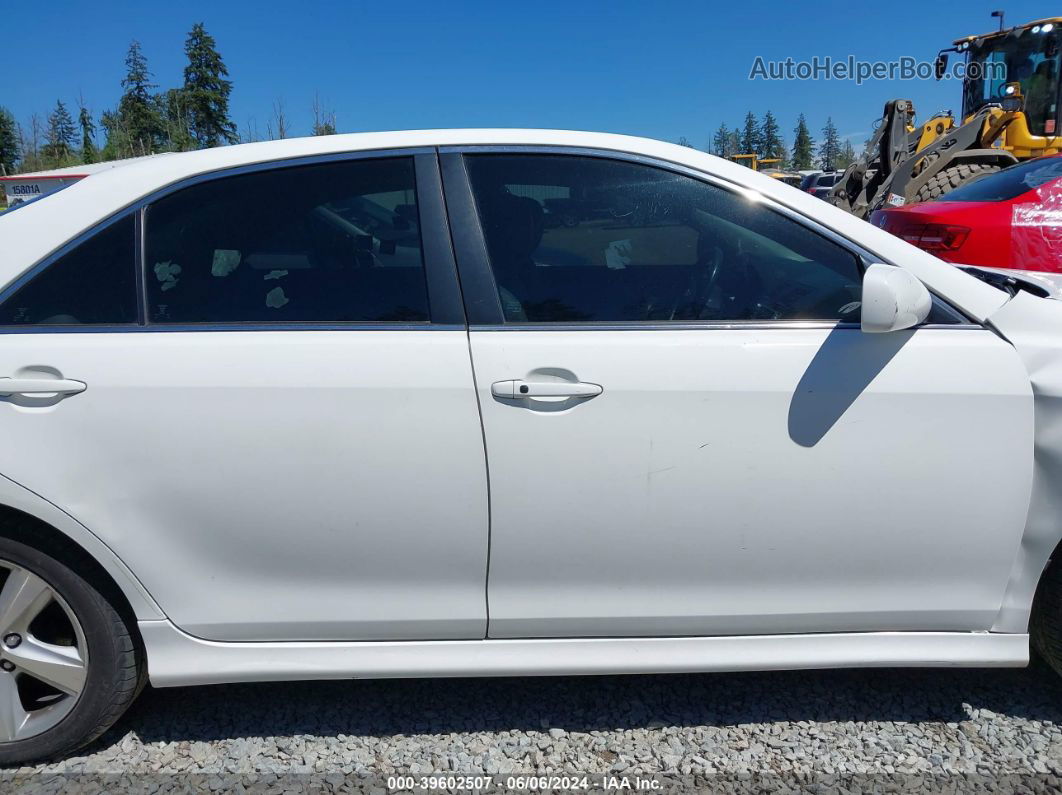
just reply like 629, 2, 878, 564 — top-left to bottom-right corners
937, 157, 1062, 203
465, 154, 864, 323
0, 214, 137, 326
144, 158, 430, 323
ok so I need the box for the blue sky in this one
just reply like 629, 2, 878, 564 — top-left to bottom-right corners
2, 1, 1060, 151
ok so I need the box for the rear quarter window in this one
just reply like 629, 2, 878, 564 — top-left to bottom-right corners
0, 215, 137, 326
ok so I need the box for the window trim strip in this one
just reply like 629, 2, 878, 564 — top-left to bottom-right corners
0, 323, 460, 334
466, 322, 982, 332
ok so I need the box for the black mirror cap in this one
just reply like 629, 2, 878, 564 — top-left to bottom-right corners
934, 52, 949, 81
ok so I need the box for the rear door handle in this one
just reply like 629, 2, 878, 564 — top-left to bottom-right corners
0, 378, 87, 396
491, 380, 602, 399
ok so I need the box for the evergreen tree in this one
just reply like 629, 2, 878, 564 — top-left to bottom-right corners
0, 107, 19, 176
677, 136, 693, 148
739, 111, 761, 157
726, 130, 741, 158
791, 114, 814, 170
114, 40, 165, 156
182, 23, 237, 147
835, 139, 858, 171
160, 88, 195, 151
760, 110, 786, 166
711, 123, 730, 156
44, 100, 76, 164
99, 110, 122, 161
818, 117, 842, 170
78, 102, 97, 164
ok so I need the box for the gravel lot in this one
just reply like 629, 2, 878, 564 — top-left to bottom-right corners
5, 661, 1062, 792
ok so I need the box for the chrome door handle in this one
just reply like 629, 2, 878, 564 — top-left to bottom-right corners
0, 378, 87, 396
491, 379, 603, 399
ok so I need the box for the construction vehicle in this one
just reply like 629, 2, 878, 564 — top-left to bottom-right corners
830, 15, 1062, 218
730, 154, 782, 171
762, 169, 803, 187
728, 154, 803, 186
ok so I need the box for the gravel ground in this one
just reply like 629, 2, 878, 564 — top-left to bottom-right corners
5, 662, 1062, 792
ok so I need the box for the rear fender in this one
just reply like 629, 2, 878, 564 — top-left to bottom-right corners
0, 472, 163, 621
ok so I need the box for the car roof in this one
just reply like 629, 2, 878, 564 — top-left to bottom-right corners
0, 128, 1010, 322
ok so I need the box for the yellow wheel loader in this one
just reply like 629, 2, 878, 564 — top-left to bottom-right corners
830, 16, 1062, 218
728, 154, 803, 185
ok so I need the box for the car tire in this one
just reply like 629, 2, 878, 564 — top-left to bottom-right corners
914, 163, 1000, 203
0, 537, 145, 765
1031, 551, 1062, 678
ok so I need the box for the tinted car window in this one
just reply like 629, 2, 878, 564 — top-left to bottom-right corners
145, 158, 430, 323
465, 155, 864, 323
0, 214, 137, 325
935, 157, 1062, 203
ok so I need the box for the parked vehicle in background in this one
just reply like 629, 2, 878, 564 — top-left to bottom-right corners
800, 171, 844, 199
871, 155, 1062, 270
762, 169, 804, 187
5, 130, 1062, 763
828, 17, 1062, 219
798, 171, 822, 190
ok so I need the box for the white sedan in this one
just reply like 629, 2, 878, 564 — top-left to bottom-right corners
0, 129, 1060, 762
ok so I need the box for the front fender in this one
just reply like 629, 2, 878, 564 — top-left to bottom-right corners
989, 291, 1062, 631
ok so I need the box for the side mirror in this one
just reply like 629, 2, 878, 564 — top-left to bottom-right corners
934, 52, 949, 80
861, 263, 932, 333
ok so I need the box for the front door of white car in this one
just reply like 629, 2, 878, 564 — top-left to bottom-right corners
0, 153, 489, 641
442, 150, 1036, 639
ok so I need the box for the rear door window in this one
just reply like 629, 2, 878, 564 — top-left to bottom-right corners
144, 158, 430, 323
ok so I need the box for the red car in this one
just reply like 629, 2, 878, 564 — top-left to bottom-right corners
870, 155, 1062, 272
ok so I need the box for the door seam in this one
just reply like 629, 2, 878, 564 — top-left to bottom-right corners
435, 148, 493, 640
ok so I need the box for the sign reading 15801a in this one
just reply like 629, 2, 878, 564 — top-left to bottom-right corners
9, 184, 42, 196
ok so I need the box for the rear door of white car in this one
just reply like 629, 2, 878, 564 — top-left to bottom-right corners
441, 148, 1035, 639
0, 151, 489, 641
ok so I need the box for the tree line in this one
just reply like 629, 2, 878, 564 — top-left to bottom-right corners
681, 112, 859, 172
0, 22, 338, 176
0, 27, 862, 179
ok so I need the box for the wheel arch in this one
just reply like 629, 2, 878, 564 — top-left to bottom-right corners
0, 477, 164, 625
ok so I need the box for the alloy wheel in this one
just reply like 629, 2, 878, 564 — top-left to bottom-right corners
0, 560, 87, 742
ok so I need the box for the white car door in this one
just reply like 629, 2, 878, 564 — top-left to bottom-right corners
0, 153, 489, 641
443, 150, 1035, 639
